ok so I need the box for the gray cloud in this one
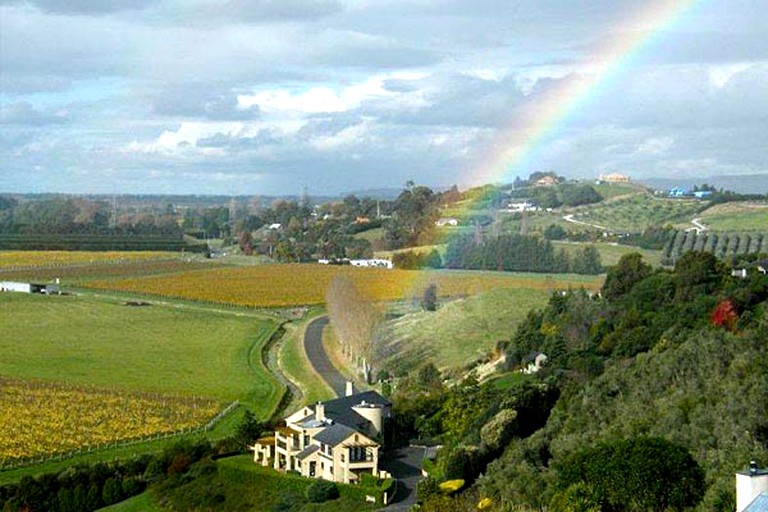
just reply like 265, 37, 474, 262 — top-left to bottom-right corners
0, 0, 158, 14
0, 102, 68, 126
152, 84, 261, 120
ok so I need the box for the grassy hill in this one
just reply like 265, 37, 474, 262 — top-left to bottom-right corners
376, 285, 559, 372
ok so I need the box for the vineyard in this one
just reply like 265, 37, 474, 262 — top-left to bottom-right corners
82, 264, 603, 307
0, 377, 221, 467
0, 251, 188, 270
0, 234, 208, 253
0, 258, 219, 283
661, 230, 768, 265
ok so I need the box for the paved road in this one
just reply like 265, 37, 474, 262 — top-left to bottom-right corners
378, 447, 424, 511
303, 316, 348, 397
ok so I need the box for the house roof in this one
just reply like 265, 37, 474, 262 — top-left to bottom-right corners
321, 390, 391, 432
314, 423, 358, 448
295, 444, 320, 460
745, 492, 768, 512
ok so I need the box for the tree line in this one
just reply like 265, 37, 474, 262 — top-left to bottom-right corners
443, 233, 603, 274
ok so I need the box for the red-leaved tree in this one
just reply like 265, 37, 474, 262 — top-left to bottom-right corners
711, 299, 738, 331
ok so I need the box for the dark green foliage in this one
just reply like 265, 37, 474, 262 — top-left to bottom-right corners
421, 283, 438, 311
544, 224, 568, 240
445, 233, 601, 274
234, 410, 265, 452
305, 480, 339, 503
555, 437, 705, 511
418, 362, 442, 388
560, 184, 603, 207
417, 476, 440, 503
391, 249, 442, 269
601, 252, 652, 301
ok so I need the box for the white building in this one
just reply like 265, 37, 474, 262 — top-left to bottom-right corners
737, 461, 768, 512
251, 385, 392, 484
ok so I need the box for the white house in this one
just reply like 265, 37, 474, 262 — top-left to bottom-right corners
521, 352, 548, 374
435, 218, 459, 227
350, 259, 393, 269
251, 385, 392, 484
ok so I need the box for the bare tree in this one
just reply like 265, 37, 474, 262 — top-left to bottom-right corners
325, 275, 382, 379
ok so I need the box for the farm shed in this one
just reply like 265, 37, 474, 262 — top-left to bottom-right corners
0, 281, 59, 294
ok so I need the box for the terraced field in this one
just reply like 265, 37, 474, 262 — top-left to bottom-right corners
570, 194, 705, 232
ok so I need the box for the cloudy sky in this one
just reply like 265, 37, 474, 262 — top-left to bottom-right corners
1, 0, 767, 195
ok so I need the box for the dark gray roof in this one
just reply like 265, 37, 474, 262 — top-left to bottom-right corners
745, 493, 768, 512
295, 444, 320, 460
314, 423, 358, 448
321, 390, 390, 431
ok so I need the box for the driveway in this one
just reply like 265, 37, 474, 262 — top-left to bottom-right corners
378, 447, 424, 510
303, 316, 348, 397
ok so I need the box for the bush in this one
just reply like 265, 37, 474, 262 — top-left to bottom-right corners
305, 480, 339, 503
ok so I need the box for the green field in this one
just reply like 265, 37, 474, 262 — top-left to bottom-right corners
552, 241, 662, 267
375, 285, 560, 372
697, 204, 768, 231
0, 293, 281, 416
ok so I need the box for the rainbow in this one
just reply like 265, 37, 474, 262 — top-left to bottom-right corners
468, 0, 702, 186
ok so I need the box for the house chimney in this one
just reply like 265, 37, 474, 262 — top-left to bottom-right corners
345, 381, 355, 397
315, 402, 325, 422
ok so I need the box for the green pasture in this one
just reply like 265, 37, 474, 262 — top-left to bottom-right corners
99, 492, 162, 512
0, 293, 282, 415
376, 285, 556, 372
698, 209, 768, 231
552, 241, 663, 267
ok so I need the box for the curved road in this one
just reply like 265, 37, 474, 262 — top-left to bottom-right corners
303, 316, 348, 397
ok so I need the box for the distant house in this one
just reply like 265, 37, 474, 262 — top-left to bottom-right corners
505, 201, 538, 212
355, 217, 371, 225
598, 173, 631, 183
251, 384, 392, 484
435, 218, 459, 227
521, 352, 548, 374
350, 259, 393, 269
268, 223, 282, 230
535, 176, 559, 187
668, 187, 688, 198
693, 190, 713, 199
0, 281, 59, 294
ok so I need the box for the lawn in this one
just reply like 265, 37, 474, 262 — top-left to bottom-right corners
99, 492, 163, 512
0, 293, 282, 414
375, 286, 558, 372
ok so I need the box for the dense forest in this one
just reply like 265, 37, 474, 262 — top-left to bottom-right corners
390, 251, 768, 511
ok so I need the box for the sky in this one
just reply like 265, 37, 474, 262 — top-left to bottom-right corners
1, 0, 767, 196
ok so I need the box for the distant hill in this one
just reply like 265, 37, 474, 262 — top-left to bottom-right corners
640, 174, 768, 194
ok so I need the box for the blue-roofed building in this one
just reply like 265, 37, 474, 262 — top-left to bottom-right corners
669, 186, 688, 197
250, 382, 392, 484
